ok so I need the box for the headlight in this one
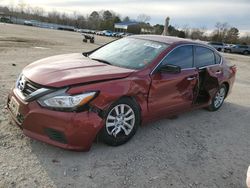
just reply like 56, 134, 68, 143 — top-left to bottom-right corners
38, 89, 98, 111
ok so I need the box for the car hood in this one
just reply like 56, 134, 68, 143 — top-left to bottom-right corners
23, 53, 135, 87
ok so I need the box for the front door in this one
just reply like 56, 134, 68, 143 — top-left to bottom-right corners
148, 45, 198, 117
149, 69, 198, 117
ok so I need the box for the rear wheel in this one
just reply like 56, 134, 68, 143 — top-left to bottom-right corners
243, 51, 249, 55
101, 98, 140, 146
207, 84, 227, 111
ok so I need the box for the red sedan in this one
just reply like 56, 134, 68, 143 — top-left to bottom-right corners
7, 35, 236, 151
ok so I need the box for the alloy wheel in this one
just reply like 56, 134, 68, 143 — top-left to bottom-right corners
106, 104, 135, 137
214, 87, 226, 108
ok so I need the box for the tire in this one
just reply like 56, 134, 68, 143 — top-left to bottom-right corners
207, 84, 227, 111
101, 98, 140, 146
243, 51, 249, 55
90, 39, 94, 43
83, 39, 87, 43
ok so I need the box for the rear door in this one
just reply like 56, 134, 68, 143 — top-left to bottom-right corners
148, 45, 199, 117
195, 46, 222, 97
233, 45, 242, 53
239, 45, 248, 53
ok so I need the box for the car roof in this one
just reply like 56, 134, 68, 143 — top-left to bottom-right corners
130, 35, 206, 46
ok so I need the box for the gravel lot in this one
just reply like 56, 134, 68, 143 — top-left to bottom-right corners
0, 24, 250, 188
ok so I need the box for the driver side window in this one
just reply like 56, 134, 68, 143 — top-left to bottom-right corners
161, 45, 194, 69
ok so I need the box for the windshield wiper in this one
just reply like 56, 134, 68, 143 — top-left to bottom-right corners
91, 58, 112, 65
82, 52, 89, 57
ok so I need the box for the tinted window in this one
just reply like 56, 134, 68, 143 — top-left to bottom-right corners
215, 53, 221, 64
162, 46, 193, 69
209, 42, 223, 46
195, 46, 215, 67
239, 45, 248, 49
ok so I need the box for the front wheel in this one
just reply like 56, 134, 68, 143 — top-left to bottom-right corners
101, 98, 140, 146
207, 84, 227, 111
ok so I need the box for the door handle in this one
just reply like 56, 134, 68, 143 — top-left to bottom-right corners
187, 76, 196, 81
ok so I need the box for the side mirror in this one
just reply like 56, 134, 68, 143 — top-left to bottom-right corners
159, 64, 181, 74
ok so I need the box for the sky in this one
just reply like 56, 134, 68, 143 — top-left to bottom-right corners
1, 0, 250, 34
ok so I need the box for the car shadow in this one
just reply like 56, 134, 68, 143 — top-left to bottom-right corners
29, 102, 250, 188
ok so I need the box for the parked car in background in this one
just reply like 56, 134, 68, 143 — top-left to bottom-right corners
24, 20, 33, 26
0, 17, 13, 23
118, 32, 125, 37
224, 44, 250, 55
124, 33, 133, 37
88, 30, 96, 34
7, 35, 236, 151
112, 32, 119, 37
116, 32, 133, 38
208, 42, 225, 52
96, 31, 102, 35
77, 29, 90, 33
101, 30, 113, 37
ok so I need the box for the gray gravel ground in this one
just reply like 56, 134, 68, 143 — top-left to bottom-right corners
0, 24, 250, 188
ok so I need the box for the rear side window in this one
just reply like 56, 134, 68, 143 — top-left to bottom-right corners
239, 45, 248, 49
195, 46, 215, 67
209, 42, 223, 46
162, 45, 193, 69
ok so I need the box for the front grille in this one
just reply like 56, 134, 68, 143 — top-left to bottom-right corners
22, 81, 40, 96
17, 75, 41, 97
45, 128, 67, 144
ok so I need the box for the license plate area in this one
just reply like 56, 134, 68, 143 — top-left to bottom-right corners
9, 96, 20, 117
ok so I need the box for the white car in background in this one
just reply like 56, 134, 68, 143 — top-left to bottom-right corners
102, 30, 113, 36
224, 44, 250, 55
208, 42, 225, 52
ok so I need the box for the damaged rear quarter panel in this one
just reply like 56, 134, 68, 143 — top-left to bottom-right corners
67, 75, 151, 122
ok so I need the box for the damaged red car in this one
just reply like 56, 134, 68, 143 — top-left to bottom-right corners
7, 35, 236, 151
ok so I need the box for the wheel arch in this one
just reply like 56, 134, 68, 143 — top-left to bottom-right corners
119, 95, 142, 111
115, 95, 143, 124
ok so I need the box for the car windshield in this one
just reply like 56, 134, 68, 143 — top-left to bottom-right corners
89, 37, 168, 69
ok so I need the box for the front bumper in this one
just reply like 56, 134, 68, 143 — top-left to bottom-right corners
7, 89, 104, 151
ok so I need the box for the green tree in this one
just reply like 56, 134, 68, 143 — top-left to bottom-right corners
123, 16, 130, 22
88, 11, 100, 29
190, 29, 205, 40
153, 24, 164, 34
89, 11, 100, 20
103, 10, 112, 21
211, 22, 229, 42
113, 16, 121, 24
137, 14, 151, 23
178, 31, 186, 38
225, 27, 239, 44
